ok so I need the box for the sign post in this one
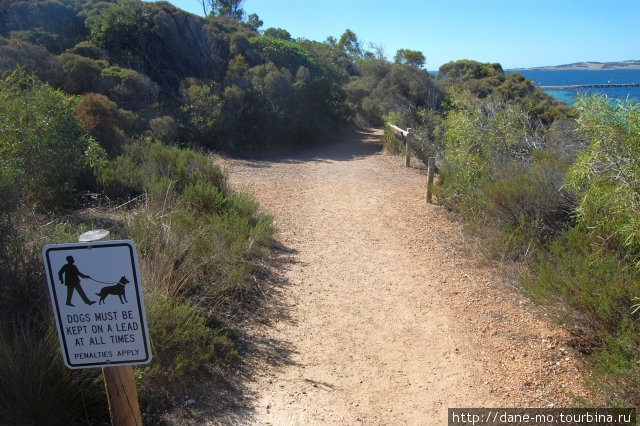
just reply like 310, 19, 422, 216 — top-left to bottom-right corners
42, 231, 150, 425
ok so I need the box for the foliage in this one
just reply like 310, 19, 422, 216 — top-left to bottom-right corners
97, 65, 158, 112
207, 0, 245, 21
142, 298, 234, 381
338, 29, 362, 64
436, 59, 573, 124
437, 59, 503, 81
506, 95, 640, 406
0, 68, 106, 211
394, 48, 426, 68
148, 115, 178, 142
0, 320, 107, 425
263, 27, 291, 41
436, 90, 574, 260
0, 36, 61, 84
566, 95, 640, 266
179, 78, 225, 145
347, 59, 443, 126
380, 128, 403, 154
58, 52, 102, 94
75, 92, 136, 157
525, 226, 640, 406
1, 0, 87, 51
248, 35, 319, 74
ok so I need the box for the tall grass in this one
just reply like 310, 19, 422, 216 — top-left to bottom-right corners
102, 141, 274, 410
0, 141, 274, 422
0, 320, 107, 425
0, 210, 108, 424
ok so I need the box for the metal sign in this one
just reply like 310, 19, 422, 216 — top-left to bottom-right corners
42, 240, 152, 369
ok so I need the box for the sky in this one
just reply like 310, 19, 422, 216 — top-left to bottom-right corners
145, 0, 640, 70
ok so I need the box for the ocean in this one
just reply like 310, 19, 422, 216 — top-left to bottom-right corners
511, 69, 640, 105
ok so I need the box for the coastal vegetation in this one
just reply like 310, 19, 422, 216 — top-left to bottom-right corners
395, 63, 639, 406
0, 0, 638, 422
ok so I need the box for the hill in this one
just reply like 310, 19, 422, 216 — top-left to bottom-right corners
512, 60, 640, 71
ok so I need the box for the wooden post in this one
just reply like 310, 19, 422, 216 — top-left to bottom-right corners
78, 230, 143, 426
102, 366, 143, 426
426, 157, 435, 203
405, 128, 412, 167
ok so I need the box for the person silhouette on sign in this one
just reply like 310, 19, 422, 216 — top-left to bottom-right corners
58, 256, 95, 307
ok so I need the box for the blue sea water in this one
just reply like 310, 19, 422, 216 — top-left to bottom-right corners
511, 69, 640, 105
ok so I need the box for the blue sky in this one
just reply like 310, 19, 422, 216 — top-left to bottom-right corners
145, 0, 639, 70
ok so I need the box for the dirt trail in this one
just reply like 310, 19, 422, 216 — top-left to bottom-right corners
213, 128, 589, 425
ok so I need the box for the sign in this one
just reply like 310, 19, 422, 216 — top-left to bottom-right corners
42, 240, 152, 369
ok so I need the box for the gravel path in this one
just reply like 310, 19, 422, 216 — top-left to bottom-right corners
211, 128, 590, 425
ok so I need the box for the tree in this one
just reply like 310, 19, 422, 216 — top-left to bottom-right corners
263, 27, 291, 41
367, 42, 386, 59
394, 49, 426, 68
197, 0, 209, 16
338, 29, 362, 61
180, 78, 224, 144
210, 0, 245, 20
245, 13, 262, 31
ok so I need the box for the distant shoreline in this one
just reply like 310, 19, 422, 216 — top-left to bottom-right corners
510, 60, 640, 71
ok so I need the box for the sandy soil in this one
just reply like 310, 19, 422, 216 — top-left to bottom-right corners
205, 128, 590, 425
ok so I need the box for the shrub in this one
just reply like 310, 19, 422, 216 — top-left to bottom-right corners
75, 93, 132, 157
142, 298, 235, 382
99, 66, 159, 112
0, 320, 107, 425
179, 78, 225, 145
102, 142, 273, 298
58, 52, 102, 94
566, 95, 640, 266
69, 41, 108, 60
525, 227, 640, 405
0, 209, 107, 425
0, 37, 59, 83
435, 90, 576, 262
0, 68, 105, 211
148, 115, 178, 143
524, 95, 640, 406
248, 35, 319, 74
380, 128, 403, 154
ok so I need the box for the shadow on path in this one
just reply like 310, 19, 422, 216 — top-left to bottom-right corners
223, 127, 383, 168
158, 242, 301, 425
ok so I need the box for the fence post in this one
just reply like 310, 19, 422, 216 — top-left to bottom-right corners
78, 229, 143, 426
405, 128, 413, 167
426, 157, 435, 203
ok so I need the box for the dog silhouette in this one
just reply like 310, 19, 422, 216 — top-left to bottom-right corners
96, 276, 129, 304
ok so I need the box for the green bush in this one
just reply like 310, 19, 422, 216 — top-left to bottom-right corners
380, 128, 403, 154
436, 60, 573, 124
566, 95, 640, 266
0, 68, 106, 211
524, 95, 640, 406
58, 52, 102, 94
100, 141, 228, 200
142, 298, 235, 381
103, 141, 273, 300
525, 226, 640, 405
434, 90, 576, 262
148, 115, 178, 143
248, 36, 319, 74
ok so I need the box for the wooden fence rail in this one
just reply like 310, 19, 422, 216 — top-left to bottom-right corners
388, 124, 436, 203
